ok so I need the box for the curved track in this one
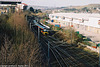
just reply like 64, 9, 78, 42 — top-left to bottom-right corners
26, 16, 99, 67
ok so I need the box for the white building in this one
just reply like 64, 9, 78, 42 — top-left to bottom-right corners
49, 13, 100, 34
49, 13, 100, 42
16, 3, 28, 12
0, 0, 22, 14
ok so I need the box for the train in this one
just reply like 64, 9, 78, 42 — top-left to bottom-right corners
33, 20, 50, 35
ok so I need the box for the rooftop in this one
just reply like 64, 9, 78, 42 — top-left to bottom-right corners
0, 0, 21, 2
50, 13, 100, 19
0, 0, 21, 5
22, 3, 28, 6
49, 13, 100, 28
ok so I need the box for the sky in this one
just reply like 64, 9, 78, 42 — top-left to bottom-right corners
23, 0, 100, 7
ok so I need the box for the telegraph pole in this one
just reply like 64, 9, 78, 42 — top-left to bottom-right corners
30, 23, 31, 30
71, 18, 73, 45
48, 41, 50, 67
71, 25, 72, 45
38, 27, 40, 42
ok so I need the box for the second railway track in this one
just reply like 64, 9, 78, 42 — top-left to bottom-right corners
27, 15, 99, 67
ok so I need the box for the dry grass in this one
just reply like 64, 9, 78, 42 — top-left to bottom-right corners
0, 12, 47, 66
8, 13, 28, 29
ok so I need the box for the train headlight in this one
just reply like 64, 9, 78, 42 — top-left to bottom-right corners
44, 29, 47, 32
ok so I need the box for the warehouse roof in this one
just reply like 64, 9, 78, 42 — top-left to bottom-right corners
49, 13, 100, 28
50, 13, 100, 19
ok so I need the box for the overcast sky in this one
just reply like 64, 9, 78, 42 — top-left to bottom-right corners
23, 0, 100, 7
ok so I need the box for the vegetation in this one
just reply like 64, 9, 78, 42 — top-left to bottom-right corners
64, 8, 77, 11
46, 4, 100, 13
40, 19, 84, 45
52, 28, 84, 45
0, 13, 47, 66
81, 7, 90, 12
40, 17, 94, 47
29, 7, 42, 13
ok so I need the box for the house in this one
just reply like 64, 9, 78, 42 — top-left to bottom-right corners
0, 0, 22, 14
16, 3, 28, 12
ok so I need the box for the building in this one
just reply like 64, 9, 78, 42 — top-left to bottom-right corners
0, 0, 21, 7
0, 0, 22, 14
49, 13, 100, 42
16, 3, 28, 12
0, 0, 21, 4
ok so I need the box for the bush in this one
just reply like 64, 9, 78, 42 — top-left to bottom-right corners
0, 13, 47, 66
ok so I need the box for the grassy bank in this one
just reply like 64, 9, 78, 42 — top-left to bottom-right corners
0, 13, 47, 66
40, 20, 83, 45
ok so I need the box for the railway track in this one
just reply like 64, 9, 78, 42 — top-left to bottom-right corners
31, 25, 82, 67
63, 46, 99, 67
27, 16, 99, 67
44, 36, 83, 67
44, 29, 98, 67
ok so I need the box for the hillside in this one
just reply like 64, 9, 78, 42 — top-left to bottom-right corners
44, 4, 100, 13
69, 4, 100, 9
0, 12, 47, 66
